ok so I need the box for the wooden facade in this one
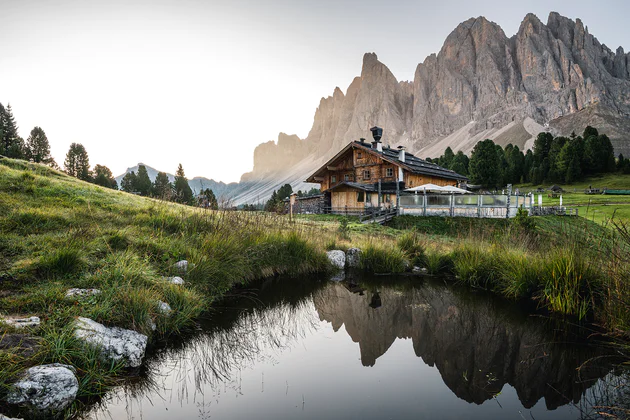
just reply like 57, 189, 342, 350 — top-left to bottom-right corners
306, 139, 467, 212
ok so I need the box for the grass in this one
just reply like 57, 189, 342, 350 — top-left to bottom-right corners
1, 156, 629, 417
0, 157, 333, 415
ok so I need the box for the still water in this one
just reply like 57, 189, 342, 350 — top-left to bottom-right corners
84, 276, 623, 419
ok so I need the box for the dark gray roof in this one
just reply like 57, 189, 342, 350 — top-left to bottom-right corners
327, 181, 400, 193
355, 142, 468, 181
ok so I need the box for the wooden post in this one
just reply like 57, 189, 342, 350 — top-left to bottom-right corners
450, 193, 454, 217
396, 178, 400, 210
423, 187, 427, 217
477, 194, 481, 218
289, 193, 297, 221
378, 180, 382, 208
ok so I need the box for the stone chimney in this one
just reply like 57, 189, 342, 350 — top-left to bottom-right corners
397, 145, 406, 162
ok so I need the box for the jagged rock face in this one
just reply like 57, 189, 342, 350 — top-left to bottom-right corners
240, 12, 630, 198
312, 282, 613, 409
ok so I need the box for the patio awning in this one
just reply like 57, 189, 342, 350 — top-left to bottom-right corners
404, 184, 471, 194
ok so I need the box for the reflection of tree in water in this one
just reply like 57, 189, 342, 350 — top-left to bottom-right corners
86, 277, 326, 420
313, 279, 621, 411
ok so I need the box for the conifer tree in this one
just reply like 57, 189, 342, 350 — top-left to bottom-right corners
152, 172, 172, 199
64, 143, 91, 181
26, 126, 52, 164
121, 171, 137, 192
135, 165, 152, 196
469, 139, 501, 188
0, 103, 24, 158
93, 164, 118, 189
173, 164, 193, 205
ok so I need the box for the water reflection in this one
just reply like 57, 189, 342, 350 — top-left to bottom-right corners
313, 280, 615, 409
84, 276, 624, 420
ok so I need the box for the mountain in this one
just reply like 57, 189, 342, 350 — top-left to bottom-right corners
115, 163, 239, 200
232, 12, 630, 205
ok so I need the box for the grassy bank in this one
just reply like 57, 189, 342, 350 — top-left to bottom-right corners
0, 157, 332, 416
1, 157, 629, 417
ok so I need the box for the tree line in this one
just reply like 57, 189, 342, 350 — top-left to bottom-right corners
427, 126, 628, 188
263, 184, 320, 212
1, 102, 217, 207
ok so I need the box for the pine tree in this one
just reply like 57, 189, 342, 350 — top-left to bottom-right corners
121, 171, 137, 192
64, 143, 91, 181
135, 165, 152, 196
469, 139, 501, 188
201, 188, 218, 209
26, 126, 52, 163
450, 151, 469, 176
93, 164, 118, 189
277, 183, 293, 200
0, 103, 24, 158
173, 164, 193, 205
152, 172, 172, 199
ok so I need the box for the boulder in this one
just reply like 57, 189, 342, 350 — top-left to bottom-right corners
412, 266, 428, 274
1, 316, 40, 329
0, 414, 24, 420
7, 363, 78, 412
65, 288, 101, 299
168, 276, 185, 285
326, 250, 346, 270
157, 301, 172, 316
174, 260, 188, 273
346, 248, 362, 268
0, 334, 41, 358
74, 317, 148, 368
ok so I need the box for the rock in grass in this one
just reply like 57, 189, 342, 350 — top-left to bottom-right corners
65, 288, 101, 299
0, 334, 41, 358
329, 271, 345, 282
74, 317, 148, 368
412, 266, 428, 274
7, 363, 78, 412
168, 276, 185, 285
326, 250, 346, 270
346, 248, 362, 268
1, 316, 40, 329
0, 414, 24, 420
174, 260, 188, 273
157, 301, 172, 316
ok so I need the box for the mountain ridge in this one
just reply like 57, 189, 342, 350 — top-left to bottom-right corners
230, 11, 630, 205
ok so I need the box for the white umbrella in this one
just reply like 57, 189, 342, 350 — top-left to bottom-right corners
404, 183, 445, 193
441, 185, 471, 194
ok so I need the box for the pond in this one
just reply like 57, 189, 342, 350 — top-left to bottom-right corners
83, 275, 624, 419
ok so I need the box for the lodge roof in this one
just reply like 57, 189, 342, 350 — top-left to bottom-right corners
305, 141, 468, 183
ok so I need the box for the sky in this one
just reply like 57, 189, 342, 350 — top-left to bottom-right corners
2, 0, 629, 182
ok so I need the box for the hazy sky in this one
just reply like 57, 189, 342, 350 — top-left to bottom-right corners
2, 0, 629, 182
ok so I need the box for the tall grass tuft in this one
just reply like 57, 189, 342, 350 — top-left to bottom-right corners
36, 247, 84, 278
537, 248, 598, 319
359, 242, 406, 274
451, 243, 501, 289
397, 230, 426, 266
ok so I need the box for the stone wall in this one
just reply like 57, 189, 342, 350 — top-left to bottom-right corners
283, 194, 325, 215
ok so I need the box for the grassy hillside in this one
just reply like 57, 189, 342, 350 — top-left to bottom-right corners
1, 156, 629, 417
0, 157, 332, 415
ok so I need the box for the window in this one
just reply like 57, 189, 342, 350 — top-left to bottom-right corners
357, 192, 364, 202
331, 175, 336, 183
357, 152, 362, 159
344, 174, 350, 181
363, 170, 371, 180
386, 168, 393, 177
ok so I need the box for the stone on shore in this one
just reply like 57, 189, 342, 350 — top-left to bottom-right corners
1, 316, 40, 329
168, 276, 185, 285
157, 301, 172, 316
74, 317, 148, 368
65, 288, 101, 299
326, 250, 346, 270
7, 363, 78, 412
174, 260, 188, 273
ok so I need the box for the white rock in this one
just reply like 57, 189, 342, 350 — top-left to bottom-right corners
157, 301, 172, 316
346, 248, 362, 268
0, 414, 24, 420
2, 316, 40, 329
65, 288, 101, 299
174, 260, 188, 273
412, 266, 428, 274
168, 276, 185, 285
74, 317, 148, 368
7, 363, 78, 412
326, 250, 346, 270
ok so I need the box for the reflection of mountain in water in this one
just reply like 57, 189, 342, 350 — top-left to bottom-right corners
313, 281, 613, 409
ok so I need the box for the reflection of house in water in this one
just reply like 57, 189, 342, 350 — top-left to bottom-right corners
312, 282, 614, 409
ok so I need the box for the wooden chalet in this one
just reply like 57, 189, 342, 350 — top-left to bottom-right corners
305, 127, 467, 213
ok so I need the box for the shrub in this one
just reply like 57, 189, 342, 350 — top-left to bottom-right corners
397, 230, 425, 266
359, 243, 406, 274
